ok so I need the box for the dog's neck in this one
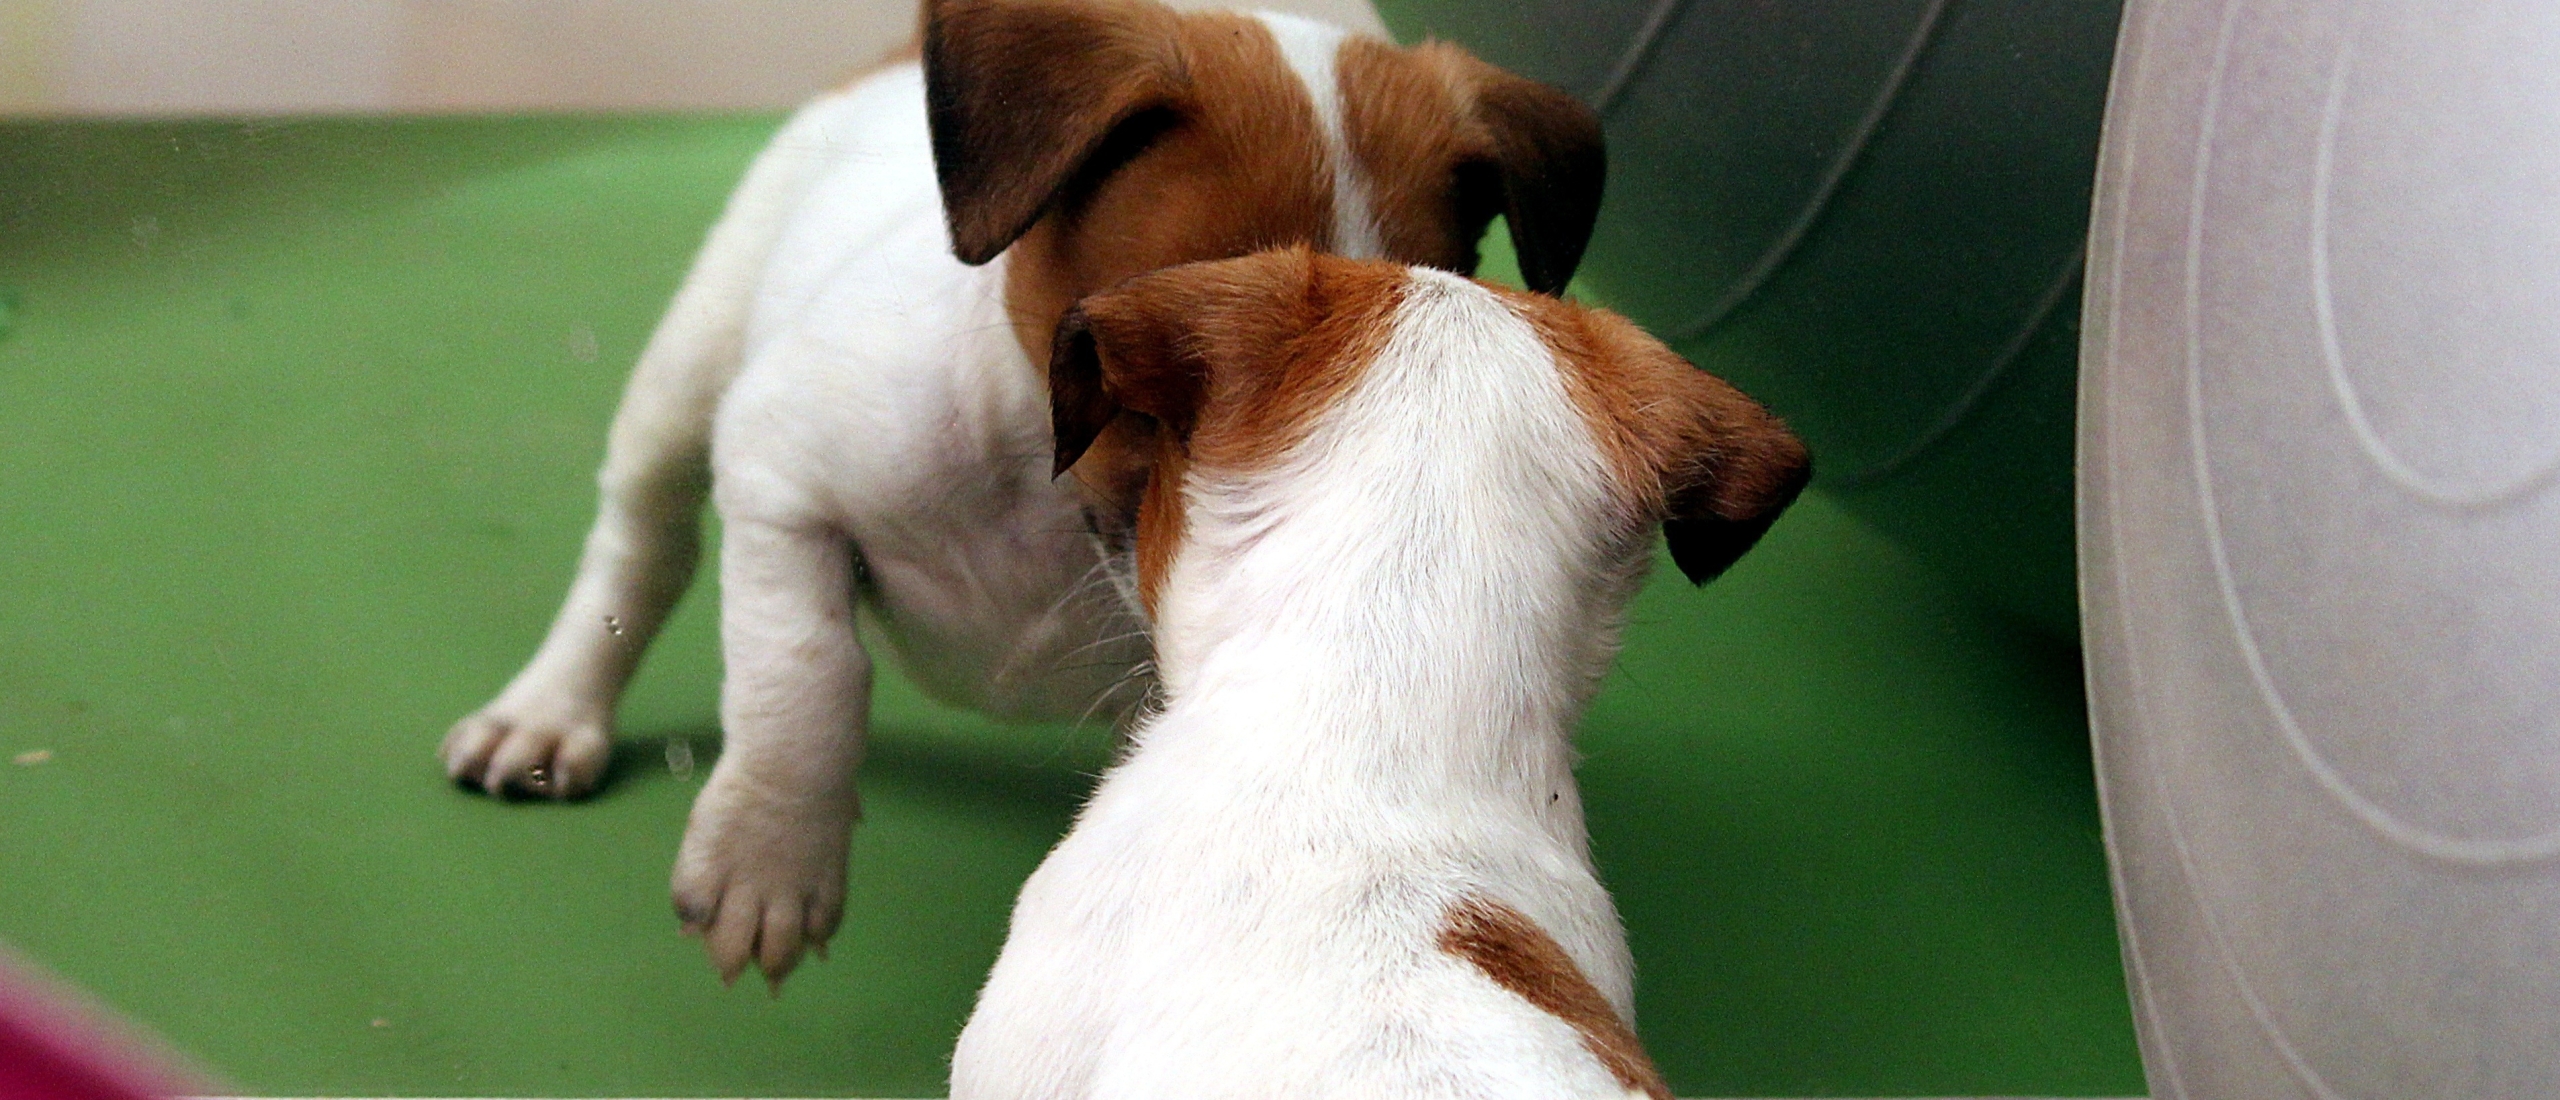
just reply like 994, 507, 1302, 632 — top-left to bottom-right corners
1136, 273, 1640, 811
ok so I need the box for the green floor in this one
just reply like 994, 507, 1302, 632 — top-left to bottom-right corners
0, 117, 2141, 1097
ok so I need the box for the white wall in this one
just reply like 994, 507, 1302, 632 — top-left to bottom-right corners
0, 0, 1385, 115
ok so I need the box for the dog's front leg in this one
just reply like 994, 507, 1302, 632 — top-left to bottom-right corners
441, 97, 843, 799
672, 514, 867, 990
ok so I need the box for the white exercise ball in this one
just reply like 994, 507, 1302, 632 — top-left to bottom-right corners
2081, 0, 2560, 1096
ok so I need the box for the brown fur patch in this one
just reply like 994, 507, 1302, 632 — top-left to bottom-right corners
1342, 39, 1606, 296
1455, 57, 1607, 296
925, 0, 1198, 266
1503, 289, 1811, 584
1438, 895, 1671, 1100
927, 1, 1604, 545
934, 0, 1599, 330
1132, 444, 1189, 614
1183, 255, 1406, 475
996, 11, 1336, 349
1048, 249, 1407, 610
1337, 38, 1488, 275
967, 5, 1341, 504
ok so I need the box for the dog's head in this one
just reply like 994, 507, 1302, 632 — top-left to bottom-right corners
1046, 249, 1811, 616
926, 0, 1604, 536
924, 0, 1603, 310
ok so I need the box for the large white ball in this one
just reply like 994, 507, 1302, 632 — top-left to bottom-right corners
2081, 0, 2560, 1095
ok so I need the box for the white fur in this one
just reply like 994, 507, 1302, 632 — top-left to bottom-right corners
444, 11, 1410, 984
951, 269, 1655, 1099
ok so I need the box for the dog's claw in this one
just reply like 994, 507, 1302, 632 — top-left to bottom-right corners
671, 766, 855, 993
442, 706, 611, 800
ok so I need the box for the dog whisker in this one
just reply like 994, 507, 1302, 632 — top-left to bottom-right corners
1056, 628, 1154, 664
1074, 658, 1160, 732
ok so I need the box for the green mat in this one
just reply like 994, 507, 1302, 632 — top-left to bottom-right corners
0, 117, 2140, 1097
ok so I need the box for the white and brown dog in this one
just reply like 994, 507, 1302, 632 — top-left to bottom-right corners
953, 249, 1807, 1097
438, 0, 1606, 987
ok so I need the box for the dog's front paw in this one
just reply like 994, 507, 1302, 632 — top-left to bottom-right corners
441, 702, 612, 800
671, 767, 855, 991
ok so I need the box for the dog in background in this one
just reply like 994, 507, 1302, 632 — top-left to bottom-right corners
438, 0, 1605, 988
952, 248, 1806, 1098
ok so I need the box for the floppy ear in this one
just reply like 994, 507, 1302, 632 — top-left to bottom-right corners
1045, 299, 1209, 479
1532, 301, 1806, 583
1468, 68, 1606, 296
1047, 248, 1331, 479
1046, 311, 1121, 478
925, 0, 1178, 265
1659, 375, 1812, 585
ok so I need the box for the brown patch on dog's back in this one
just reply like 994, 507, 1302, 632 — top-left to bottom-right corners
1438, 895, 1671, 1099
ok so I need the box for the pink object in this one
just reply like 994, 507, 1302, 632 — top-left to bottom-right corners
0, 959, 195, 1100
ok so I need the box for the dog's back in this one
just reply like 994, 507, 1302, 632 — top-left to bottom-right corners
954, 251, 1808, 1098
745, 64, 951, 366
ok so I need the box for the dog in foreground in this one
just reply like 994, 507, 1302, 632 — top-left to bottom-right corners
951, 247, 1809, 1098
437, 0, 1605, 986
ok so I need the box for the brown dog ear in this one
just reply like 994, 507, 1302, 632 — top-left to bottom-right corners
1048, 248, 1339, 479
925, 0, 1178, 265
1463, 65, 1605, 296
1659, 374, 1811, 585
1533, 302, 1807, 584
1046, 310, 1121, 478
